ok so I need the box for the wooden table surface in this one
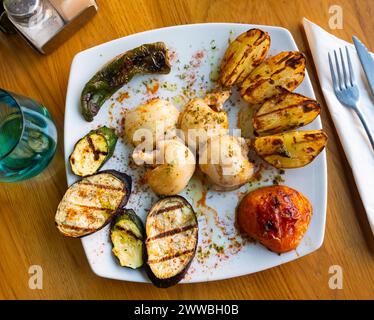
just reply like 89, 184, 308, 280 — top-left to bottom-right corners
0, 0, 373, 300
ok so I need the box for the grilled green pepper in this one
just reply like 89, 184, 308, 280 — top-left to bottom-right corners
81, 42, 171, 121
69, 126, 118, 177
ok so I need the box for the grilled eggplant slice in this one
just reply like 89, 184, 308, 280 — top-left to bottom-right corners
220, 28, 270, 87
81, 42, 171, 121
253, 130, 328, 169
69, 126, 118, 177
145, 196, 198, 288
253, 92, 321, 136
55, 170, 132, 238
111, 209, 145, 269
239, 51, 306, 104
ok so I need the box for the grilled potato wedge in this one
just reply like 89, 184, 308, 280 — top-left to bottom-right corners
239, 51, 306, 104
253, 130, 327, 168
220, 28, 270, 87
55, 170, 132, 238
253, 92, 321, 135
145, 196, 198, 288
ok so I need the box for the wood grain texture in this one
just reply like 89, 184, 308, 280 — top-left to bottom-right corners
0, 0, 373, 300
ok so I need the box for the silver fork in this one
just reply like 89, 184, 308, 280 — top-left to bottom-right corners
328, 47, 374, 150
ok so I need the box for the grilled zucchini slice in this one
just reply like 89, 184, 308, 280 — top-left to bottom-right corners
219, 28, 270, 87
253, 130, 327, 169
253, 92, 321, 135
111, 209, 145, 269
55, 170, 131, 238
145, 196, 198, 288
239, 51, 306, 104
69, 126, 118, 177
81, 42, 171, 121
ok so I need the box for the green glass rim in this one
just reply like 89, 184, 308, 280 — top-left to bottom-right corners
0, 88, 25, 161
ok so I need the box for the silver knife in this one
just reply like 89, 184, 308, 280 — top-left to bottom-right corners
352, 36, 374, 97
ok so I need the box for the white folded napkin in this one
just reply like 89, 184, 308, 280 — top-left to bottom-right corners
303, 18, 374, 234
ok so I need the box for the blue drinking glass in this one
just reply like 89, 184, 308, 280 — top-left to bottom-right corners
0, 88, 57, 182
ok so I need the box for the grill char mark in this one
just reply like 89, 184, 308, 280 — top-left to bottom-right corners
60, 224, 97, 233
146, 224, 197, 243
151, 203, 185, 216
86, 136, 108, 161
69, 203, 111, 211
147, 249, 195, 264
256, 100, 318, 118
79, 181, 124, 192
115, 225, 143, 241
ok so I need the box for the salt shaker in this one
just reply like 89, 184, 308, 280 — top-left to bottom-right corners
0, 0, 98, 54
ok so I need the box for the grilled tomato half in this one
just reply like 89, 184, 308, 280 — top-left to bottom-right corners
237, 185, 312, 253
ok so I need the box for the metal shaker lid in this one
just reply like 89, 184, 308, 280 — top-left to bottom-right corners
3, 0, 41, 20
0, 1, 16, 33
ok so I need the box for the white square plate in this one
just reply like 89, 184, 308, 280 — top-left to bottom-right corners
64, 23, 327, 283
